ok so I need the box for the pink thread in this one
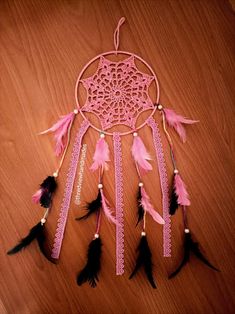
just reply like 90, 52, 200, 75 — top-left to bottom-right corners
147, 117, 171, 257
95, 210, 102, 235
51, 120, 90, 259
182, 205, 188, 229
113, 132, 124, 275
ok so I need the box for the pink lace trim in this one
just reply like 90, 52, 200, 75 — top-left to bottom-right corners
51, 120, 90, 259
147, 117, 171, 257
113, 132, 124, 275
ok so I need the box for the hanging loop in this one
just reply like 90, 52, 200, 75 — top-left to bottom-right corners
113, 17, 126, 54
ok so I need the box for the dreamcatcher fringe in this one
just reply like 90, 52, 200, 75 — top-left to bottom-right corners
113, 132, 124, 275
158, 104, 219, 276
147, 117, 171, 257
51, 120, 90, 259
75, 133, 117, 286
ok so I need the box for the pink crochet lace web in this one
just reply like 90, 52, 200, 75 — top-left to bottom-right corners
81, 56, 154, 130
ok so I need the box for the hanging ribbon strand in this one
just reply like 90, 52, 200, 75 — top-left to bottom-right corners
160, 104, 191, 215
158, 104, 219, 277
130, 128, 164, 289
51, 120, 90, 260
113, 132, 125, 275
147, 117, 171, 257
77, 133, 117, 224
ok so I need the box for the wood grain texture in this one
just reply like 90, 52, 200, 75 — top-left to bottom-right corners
0, 0, 235, 313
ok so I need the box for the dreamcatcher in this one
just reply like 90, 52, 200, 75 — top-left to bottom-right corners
8, 18, 219, 288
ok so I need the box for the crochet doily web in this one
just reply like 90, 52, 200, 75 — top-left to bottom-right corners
81, 55, 154, 130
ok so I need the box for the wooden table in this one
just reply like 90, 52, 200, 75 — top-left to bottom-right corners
0, 0, 234, 313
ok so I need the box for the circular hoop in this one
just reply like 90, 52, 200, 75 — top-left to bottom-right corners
75, 50, 160, 136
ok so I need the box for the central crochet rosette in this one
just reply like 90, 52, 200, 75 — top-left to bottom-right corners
81, 56, 155, 130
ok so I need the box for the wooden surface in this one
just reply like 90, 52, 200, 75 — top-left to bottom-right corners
0, 0, 235, 313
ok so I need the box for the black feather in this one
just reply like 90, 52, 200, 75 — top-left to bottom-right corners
36, 225, 55, 263
40, 190, 52, 208
40, 176, 57, 192
169, 174, 178, 215
76, 190, 102, 220
7, 222, 43, 255
39, 176, 57, 208
129, 235, 157, 289
7, 221, 51, 261
168, 232, 191, 278
169, 231, 219, 279
136, 187, 144, 226
189, 236, 219, 271
77, 237, 102, 288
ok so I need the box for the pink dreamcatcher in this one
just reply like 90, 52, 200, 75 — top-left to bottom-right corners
8, 18, 219, 288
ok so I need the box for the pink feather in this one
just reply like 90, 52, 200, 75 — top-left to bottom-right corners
90, 138, 110, 171
164, 108, 198, 143
39, 112, 75, 156
131, 136, 152, 172
32, 189, 42, 204
140, 187, 165, 225
174, 174, 191, 206
100, 189, 117, 224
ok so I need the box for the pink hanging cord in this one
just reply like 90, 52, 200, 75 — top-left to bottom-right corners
95, 167, 103, 235
95, 209, 102, 235
162, 110, 177, 170
114, 17, 126, 53
182, 205, 188, 229
135, 164, 146, 233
